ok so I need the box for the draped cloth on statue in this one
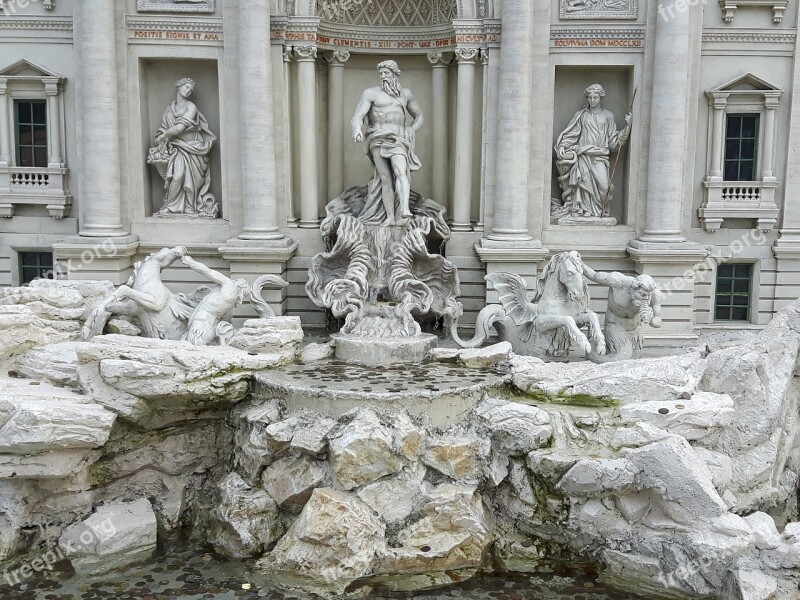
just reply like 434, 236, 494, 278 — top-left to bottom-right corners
554, 108, 621, 218
358, 126, 422, 225
157, 102, 218, 217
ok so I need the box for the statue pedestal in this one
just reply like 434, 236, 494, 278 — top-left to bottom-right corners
332, 333, 437, 367
557, 216, 617, 227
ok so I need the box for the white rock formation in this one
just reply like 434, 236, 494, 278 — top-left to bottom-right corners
58, 498, 157, 576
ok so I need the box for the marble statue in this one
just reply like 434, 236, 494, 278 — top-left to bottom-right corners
83, 247, 288, 346
148, 78, 218, 218
307, 60, 461, 364
450, 251, 606, 360
552, 84, 631, 224
351, 60, 424, 225
581, 264, 662, 361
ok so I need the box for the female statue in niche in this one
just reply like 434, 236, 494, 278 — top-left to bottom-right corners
553, 83, 631, 221
148, 77, 219, 218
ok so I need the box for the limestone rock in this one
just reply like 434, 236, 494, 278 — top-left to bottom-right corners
228, 317, 304, 358
618, 391, 734, 441
0, 305, 73, 361
726, 569, 779, 600
58, 498, 157, 576
76, 335, 290, 416
0, 449, 102, 479
261, 453, 329, 514
210, 472, 281, 558
511, 352, 705, 405
428, 347, 460, 362
298, 342, 334, 363
457, 341, 512, 368
375, 484, 493, 588
356, 464, 428, 525
105, 318, 142, 336
12, 342, 81, 388
329, 409, 404, 490
257, 488, 385, 597
233, 401, 283, 482
392, 411, 425, 461
290, 416, 337, 455
557, 457, 637, 497
422, 436, 483, 483
476, 397, 552, 457
0, 379, 115, 453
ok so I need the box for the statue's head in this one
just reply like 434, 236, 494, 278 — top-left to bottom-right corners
584, 83, 605, 109
234, 278, 250, 303
175, 77, 196, 98
632, 274, 658, 313
377, 60, 402, 97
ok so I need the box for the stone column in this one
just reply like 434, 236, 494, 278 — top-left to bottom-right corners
638, 4, 692, 244
0, 78, 10, 166
762, 96, 779, 179
487, 0, 535, 242
79, 0, 126, 237
238, 0, 284, 240
708, 97, 727, 179
326, 50, 349, 200
452, 47, 479, 231
294, 46, 319, 228
44, 80, 63, 167
427, 52, 449, 211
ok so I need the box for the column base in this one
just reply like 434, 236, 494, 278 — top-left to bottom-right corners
772, 230, 800, 312
219, 237, 299, 321
627, 239, 709, 348
52, 234, 140, 285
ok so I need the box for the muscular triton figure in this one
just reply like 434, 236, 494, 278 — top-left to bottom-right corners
351, 60, 424, 225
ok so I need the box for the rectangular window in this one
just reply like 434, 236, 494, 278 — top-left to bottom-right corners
724, 113, 759, 182
14, 100, 48, 168
19, 251, 54, 284
715, 263, 752, 321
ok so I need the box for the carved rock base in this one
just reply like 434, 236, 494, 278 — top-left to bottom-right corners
557, 216, 618, 227
332, 333, 437, 367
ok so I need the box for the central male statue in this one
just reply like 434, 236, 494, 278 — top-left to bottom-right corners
351, 60, 424, 225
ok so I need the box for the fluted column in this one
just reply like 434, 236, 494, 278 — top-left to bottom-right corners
488, 0, 534, 242
427, 52, 449, 211
238, 0, 283, 240
0, 78, 10, 166
44, 80, 63, 167
326, 50, 349, 200
452, 47, 478, 231
294, 45, 319, 228
79, 0, 125, 237
639, 2, 692, 243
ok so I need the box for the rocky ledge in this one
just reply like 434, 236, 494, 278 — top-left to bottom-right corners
0, 280, 798, 600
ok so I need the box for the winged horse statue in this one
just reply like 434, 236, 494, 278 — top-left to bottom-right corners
449, 251, 605, 360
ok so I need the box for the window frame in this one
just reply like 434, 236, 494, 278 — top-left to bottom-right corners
18, 250, 55, 285
14, 98, 48, 169
714, 262, 754, 323
723, 112, 759, 183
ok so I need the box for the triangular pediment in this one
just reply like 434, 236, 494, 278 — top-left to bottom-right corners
0, 59, 63, 79
711, 72, 780, 93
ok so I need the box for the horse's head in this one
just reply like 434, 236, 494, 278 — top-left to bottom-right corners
554, 251, 588, 304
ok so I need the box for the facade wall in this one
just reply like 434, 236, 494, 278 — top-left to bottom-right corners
0, 0, 797, 341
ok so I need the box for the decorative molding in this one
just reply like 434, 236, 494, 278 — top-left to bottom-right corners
559, 0, 638, 20
551, 25, 645, 49
427, 51, 449, 66
324, 49, 351, 65
315, 0, 456, 26
0, 18, 73, 31
126, 16, 223, 34
292, 45, 318, 60
137, 0, 216, 14
702, 29, 795, 44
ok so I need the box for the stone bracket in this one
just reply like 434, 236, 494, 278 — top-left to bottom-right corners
719, 0, 787, 22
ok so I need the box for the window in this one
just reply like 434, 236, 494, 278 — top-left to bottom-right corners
715, 263, 752, 321
724, 114, 759, 182
19, 251, 54, 284
14, 100, 48, 168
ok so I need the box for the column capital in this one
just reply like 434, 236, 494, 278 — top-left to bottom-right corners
292, 45, 318, 61
324, 50, 350, 66
0, 78, 7, 95
480, 48, 490, 66
427, 52, 450, 67
454, 47, 480, 64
